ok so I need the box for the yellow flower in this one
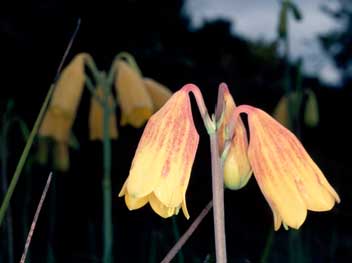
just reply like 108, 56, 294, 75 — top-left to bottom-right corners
217, 84, 252, 190
119, 84, 200, 219
89, 86, 118, 140
273, 91, 301, 131
38, 53, 89, 171
234, 105, 340, 230
143, 78, 173, 112
114, 60, 153, 128
39, 53, 89, 142
273, 89, 319, 129
304, 89, 319, 127
53, 142, 70, 172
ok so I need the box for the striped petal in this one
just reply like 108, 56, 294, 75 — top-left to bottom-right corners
120, 84, 200, 219
235, 105, 340, 230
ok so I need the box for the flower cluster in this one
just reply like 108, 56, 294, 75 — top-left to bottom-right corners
120, 83, 340, 230
273, 88, 319, 130
38, 53, 172, 171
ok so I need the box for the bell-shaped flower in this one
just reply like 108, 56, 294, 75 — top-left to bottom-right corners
114, 60, 153, 128
234, 105, 340, 230
53, 142, 70, 171
143, 78, 173, 112
119, 84, 200, 218
89, 86, 118, 140
304, 89, 319, 127
273, 91, 301, 131
216, 84, 252, 190
39, 53, 88, 142
38, 53, 89, 171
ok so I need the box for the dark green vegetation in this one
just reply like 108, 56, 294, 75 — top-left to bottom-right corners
1, 0, 352, 262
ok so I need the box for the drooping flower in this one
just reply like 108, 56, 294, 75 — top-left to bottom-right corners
39, 53, 88, 142
119, 84, 200, 218
234, 105, 340, 230
143, 78, 173, 112
53, 142, 70, 171
114, 60, 153, 128
273, 91, 301, 130
89, 86, 118, 140
273, 89, 319, 130
39, 53, 89, 171
304, 89, 319, 127
216, 84, 252, 190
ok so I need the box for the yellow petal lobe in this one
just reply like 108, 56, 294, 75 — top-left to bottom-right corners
143, 78, 173, 112
236, 105, 339, 230
115, 60, 153, 127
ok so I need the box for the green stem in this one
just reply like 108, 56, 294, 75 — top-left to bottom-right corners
171, 217, 184, 263
0, 84, 55, 226
209, 131, 227, 262
189, 85, 226, 262
102, 75, 113, 263
261, 228, 274, 263
0, 18, 80, 227
148, 231, 157, 263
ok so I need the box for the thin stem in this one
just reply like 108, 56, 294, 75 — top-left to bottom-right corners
114, 52, 142, 76
0, 84, 54, 226
186, 83, 226, 262
171, 217, 184, 263
0, 18, 80, 227
161, 201, 213, 263
85, 65, 117, 111
85, 75, 105, 106
20, 172, 53, 263
149, 231, 157, 263
261, 228, 274, 263
102, 74, 113, 263
209, 131, 227, 263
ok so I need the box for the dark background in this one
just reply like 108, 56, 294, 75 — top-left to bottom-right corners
1, 0, 352, 262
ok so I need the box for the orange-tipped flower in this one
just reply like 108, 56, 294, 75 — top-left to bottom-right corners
234, 105, 340, 230
143, 78, 173, 112
39, 53, 89, 142
217, 84, 252, 190
114, 60, 153, 128
119, 84, 200, 219
89, 86, 118, 140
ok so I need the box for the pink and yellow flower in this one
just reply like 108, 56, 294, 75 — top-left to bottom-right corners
217, 84, 252, 190
234, 105, 340, 230
119, 84, 200, 218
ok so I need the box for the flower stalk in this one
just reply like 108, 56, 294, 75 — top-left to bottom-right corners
85, 63, 115, 263
189, 84, 227, 262
0, 18, 80, 227
102, 73, 114, 263
209, 130, 227, 262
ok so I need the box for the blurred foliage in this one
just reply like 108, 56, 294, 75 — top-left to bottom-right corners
320, 0, 352, 85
